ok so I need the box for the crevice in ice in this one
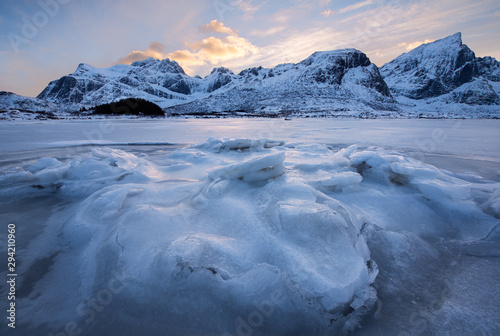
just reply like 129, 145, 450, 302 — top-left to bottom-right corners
354, 161, 372, 176
477, 222, 500, 242
389, 171, 409, 186
115, 232, 125, 252
116, 173, 131, 181
174, 258, 232, 281
205, 266, 217, 274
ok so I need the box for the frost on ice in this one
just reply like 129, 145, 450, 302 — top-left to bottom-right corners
1, 138, 499, 335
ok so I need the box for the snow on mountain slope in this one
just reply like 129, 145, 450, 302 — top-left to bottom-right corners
380, 33, 498, 105
429, 77, 500, 105
0, 91, 63, 120
0, 91, 57, 112
37, 58, 214, 109
167, 49, 397, 114
3, 33, 499, 118
35, 49, 396, 113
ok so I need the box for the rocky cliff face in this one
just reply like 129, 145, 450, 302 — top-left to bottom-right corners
476, 56, 500, 81
430, 78, 500, 105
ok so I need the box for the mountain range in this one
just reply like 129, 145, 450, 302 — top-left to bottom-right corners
1, 32, 499, 118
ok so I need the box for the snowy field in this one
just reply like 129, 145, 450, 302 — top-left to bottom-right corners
0, 119, 499, 335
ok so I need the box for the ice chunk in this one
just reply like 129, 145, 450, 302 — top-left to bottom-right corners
25, 157, 70, 184
485, 188, 500, 218
87, 186, 133, 220
208, 152, 286, 182
34, 162, 70, 182
0, 167, 34, 186
28, 157, 61, 173
196, 138, 284, 152
413, 177, 471, 200
334, 144, 358, 159
321, 171, 363, 191
90, 147, 160, 179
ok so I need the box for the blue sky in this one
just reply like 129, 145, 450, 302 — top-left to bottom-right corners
0, 0, 499, 97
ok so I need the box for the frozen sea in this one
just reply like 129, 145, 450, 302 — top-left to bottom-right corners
0, 118, 499, 335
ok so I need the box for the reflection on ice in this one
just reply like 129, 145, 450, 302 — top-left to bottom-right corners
0, 138, 499, 335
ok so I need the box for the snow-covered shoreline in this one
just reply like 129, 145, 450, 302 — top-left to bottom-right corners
2, 104, 500, 121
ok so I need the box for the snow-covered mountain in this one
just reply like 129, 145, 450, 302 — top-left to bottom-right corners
380, 32, 499, 105
36, 59, 199, 109
0, 91, 58, 112
168, 49, 397, 114
2, 32, 499, 120
0, 91, 66, 120
35, 49, 396, 113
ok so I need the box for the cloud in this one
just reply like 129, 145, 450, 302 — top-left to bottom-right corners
115, 20, 258, 75
338, 0, 373, 14
179, 20, 257, 70
200, 20, 237, 36
166, 50, 205, 66
249, 26, 286, 37
116, 41, 167, 64
234, 0, 265, 15
187, 35, 257, 63
321, 9, 334, 17
112, 0, 499, 79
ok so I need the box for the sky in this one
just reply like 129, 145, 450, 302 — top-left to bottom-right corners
0, 0, 499, 98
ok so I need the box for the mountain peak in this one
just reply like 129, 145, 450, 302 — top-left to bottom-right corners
311, 48, 361, 57
300, 48, 371, 68
380, 32, 479, 100
129, 57, 186, 75
75, 63, 94, 73
409, 32, 463, 55
131, 57, 160, 67
442, 32, 462, 45
210, 67, 234, 75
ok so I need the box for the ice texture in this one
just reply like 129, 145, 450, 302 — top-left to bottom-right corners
1, 137, 499, 335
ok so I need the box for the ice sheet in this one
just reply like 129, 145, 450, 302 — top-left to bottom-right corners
0, 119, 499, 335
0, 133, 499, 335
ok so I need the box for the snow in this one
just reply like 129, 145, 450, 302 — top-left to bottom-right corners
0, 119, 499, 335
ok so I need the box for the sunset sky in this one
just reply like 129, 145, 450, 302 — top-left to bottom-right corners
1, 0, 499, 97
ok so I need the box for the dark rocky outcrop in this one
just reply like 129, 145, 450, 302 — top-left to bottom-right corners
476, 56, 500, 81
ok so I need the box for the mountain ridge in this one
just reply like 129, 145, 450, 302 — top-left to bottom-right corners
2, 32, 499, 119
35, 48, 398, 113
